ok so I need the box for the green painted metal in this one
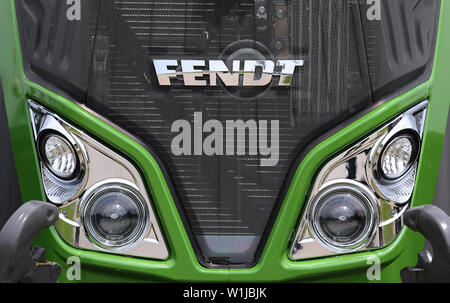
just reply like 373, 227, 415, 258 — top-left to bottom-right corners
0, 0, 449, 282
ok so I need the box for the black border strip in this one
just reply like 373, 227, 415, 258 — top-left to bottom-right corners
0, 78, 23, 230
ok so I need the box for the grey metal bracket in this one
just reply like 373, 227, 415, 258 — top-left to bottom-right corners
401, 205, 450, 282
0, 201, 61, 283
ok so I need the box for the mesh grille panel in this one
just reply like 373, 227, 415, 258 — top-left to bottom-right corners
84, 0, 371, 264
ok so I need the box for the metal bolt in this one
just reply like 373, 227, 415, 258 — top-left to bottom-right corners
258, 6, 266, 15
274, 40, 284, 51
276, 8, 285, 19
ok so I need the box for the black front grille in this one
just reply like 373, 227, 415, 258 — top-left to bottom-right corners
83, 0, 371, 264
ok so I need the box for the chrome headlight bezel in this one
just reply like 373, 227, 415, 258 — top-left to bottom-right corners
37, 132, 79, 180
29, 100, 169, 260
377, 132, 420, 181
30, 108, 90, 204
290, 101, 428, 260
80, 179, 150, 250
367, 113, 424, 205
308, 179, 379, 253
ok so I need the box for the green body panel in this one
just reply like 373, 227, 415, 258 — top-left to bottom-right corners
0, 0, 449, 282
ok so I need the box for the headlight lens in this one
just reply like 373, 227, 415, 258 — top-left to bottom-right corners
81, 181, 148, 249
316, 193, 368, 244
90, 192, 139, 242
39, 133, 78, 179
309, 181, 378, 251
380, 134, 418, 180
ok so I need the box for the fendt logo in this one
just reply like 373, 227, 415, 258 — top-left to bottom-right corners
153, 59, 304, 87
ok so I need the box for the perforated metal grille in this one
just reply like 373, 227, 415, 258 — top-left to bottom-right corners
82, 0, 371, 264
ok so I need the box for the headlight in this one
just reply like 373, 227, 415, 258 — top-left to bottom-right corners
38, 133, 78, 179
379, 133, 419, 180
309, 180, 378, 252
290, 101, 428, 260
81, 180, 148, 249
30, 111, 89, 204
29, 101, 168, 260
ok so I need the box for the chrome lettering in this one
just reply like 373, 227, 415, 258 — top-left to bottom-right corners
153, 59, 303, 87
209, 60, 240, 86
243, 60, 275, 86
153, 59, 178, 86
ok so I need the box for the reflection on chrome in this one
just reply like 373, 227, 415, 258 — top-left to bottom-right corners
153, 59, 304, 87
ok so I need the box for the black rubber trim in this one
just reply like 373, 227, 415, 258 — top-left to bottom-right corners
0, 78, 23, 231
433, 107, 450, 216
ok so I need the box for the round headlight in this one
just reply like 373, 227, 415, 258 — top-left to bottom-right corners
81, 180, 148, 249
379, 133, 419, 180
38, 133, 78, 180
309, 181, 378, 251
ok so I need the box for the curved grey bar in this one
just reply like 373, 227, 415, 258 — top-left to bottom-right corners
401, 205, 450, 282
0, 201, 60, 283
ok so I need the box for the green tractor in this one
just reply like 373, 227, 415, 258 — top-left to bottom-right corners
0, 0, 449, 283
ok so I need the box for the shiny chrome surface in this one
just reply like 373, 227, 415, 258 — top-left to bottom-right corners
29, 100, 169, 260
209, 60, 240, 86
152, 59, 304, 86
30, 106, 89, 204
366, 110, 424, 204
153, 59, 178, 86
276, 60, 304, 86
290, 101, 428, 260
180, 60, 208, 86
242, 60, 275, 86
